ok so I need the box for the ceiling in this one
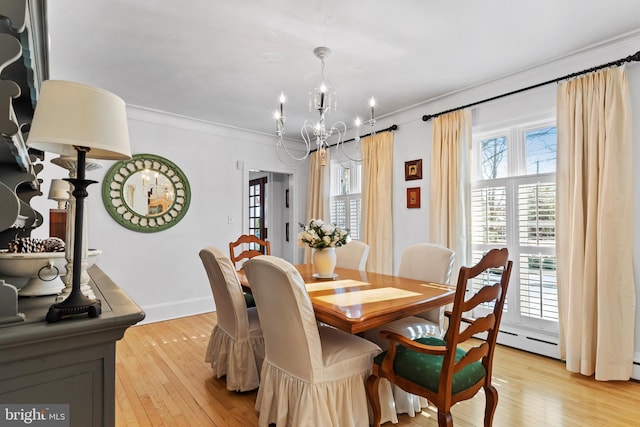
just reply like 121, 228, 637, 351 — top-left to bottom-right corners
45, 1, 640, 140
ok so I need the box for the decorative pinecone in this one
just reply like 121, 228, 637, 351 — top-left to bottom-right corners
7, 237, 66, 253
43, 237, 66, 252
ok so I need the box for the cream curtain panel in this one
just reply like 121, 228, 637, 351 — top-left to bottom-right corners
362, 132, 394, 274
556, 67, 635, 381
304, 150, 330, 263
429, 109, 472, 281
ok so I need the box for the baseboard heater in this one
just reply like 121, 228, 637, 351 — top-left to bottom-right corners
498, 329, 558, 346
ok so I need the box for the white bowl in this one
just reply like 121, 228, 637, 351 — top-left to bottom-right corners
0, 249, 101, 296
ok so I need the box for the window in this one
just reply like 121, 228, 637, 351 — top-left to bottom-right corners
329, 161, 362, 240
471, 122, 558, 335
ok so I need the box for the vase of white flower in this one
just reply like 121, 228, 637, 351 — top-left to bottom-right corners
298, 219, 350, 278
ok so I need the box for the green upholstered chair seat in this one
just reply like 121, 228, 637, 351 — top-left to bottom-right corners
243, 292, 256, 308
373, 336, 486, 394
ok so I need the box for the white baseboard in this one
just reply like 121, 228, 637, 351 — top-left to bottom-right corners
495, 327, 561, 360
136, 296, 215, 325
496, 328, 640, 381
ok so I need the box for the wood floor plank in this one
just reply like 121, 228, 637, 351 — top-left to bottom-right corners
116, 312, 640, 426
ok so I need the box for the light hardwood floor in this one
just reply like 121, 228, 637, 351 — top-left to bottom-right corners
115, 313, 640, 426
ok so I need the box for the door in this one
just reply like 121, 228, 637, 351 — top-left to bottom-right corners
249, 177, 267, 253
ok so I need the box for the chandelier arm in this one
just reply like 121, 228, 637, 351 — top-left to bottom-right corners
276, 145, 306, 166
275, 124, 313, 162
333, 121, 365, 163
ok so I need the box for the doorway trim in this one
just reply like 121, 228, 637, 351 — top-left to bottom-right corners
241, 162, 300, 264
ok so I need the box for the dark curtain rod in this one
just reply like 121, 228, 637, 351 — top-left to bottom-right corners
310, 124, 398, 153
422, 50, 640, 122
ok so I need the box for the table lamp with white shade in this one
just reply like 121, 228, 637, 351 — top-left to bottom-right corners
48, 178, 70, 242
48, 179, 70, 209
27, 80, 131, 323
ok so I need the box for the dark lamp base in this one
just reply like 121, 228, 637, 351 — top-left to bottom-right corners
46, 290, 102, 322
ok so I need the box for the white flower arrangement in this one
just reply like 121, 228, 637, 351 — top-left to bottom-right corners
297, 219, 350, 250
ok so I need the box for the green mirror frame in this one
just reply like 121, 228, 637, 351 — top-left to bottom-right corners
102, 153, 191, 232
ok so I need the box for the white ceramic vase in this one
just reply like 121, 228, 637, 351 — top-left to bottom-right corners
313, 247, 337, 277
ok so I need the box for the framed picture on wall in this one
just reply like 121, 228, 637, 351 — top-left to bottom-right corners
406, 187, 421, 208
404, 159, 423, 181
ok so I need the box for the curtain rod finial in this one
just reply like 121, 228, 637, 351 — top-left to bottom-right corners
422, 114, 432, 122
628, 50, 640, 62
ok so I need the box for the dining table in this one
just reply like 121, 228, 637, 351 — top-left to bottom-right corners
238, 264, 456, 335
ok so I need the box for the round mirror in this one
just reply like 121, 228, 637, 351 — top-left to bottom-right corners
102, 153, 191, 232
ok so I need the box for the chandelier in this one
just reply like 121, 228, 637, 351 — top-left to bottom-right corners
274, 47, 376, 167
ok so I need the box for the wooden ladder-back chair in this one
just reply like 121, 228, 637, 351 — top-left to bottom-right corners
229, 234, 271, 270
366, 248, 513, 427
229, 235, 271, 308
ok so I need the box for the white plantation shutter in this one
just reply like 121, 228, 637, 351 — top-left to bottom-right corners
470, 175, 557, 322
470, 184, 508, 311
517, 181, 557, 321
330, 197, 347, 229
471, 185, 507, 244
518, 182, 556, 247
349, 198, 361, 240
329, 160, 362, 240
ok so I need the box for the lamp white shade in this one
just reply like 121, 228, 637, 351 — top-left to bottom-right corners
27, 80, 132, 160
48, 179, 70, 202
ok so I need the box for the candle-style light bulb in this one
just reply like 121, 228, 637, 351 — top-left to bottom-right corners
369, 97, 376, 121
319, 83, 327, 109
355, 117, 361, 140
279, 92, 285, 116
275, 110, 282, 133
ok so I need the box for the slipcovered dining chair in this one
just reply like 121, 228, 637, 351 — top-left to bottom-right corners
398, 243, 456, 330
365, 243, 456, 346
335, 240, 370, 271
367, 248, 513, 427
229, 234, 271, 307
199, 247, 264, 392
243, 255, 388, 427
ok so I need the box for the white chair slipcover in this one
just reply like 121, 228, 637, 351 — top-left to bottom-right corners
398, 243, 455, 329
364, 243, 455, 417
199, 247, 264, 392
335, 240, 370, 271
243, 255, 395, 427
